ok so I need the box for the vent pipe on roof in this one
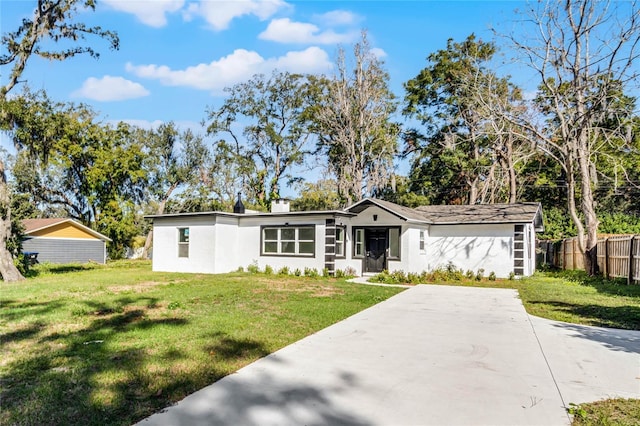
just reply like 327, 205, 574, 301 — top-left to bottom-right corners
233, 192, 245, 214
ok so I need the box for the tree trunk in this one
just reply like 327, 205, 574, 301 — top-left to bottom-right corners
0, 160, 25, 282
142, 229, 153, 260
141, 188, 174, 260
578, 139, 600, 276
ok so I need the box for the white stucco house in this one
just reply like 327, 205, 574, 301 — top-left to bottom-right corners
147, 198, 543, 278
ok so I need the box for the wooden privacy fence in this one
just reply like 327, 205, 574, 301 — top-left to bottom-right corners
537, 237, 584, 271
537, 234, 640, 284
597, 235, 640, 285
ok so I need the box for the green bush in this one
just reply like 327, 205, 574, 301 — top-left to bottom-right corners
247, 261, 260, 274
475, 268, 485, 281
293, 268, 301, 276
304, 267, 319, 278
264, 265, 273, 275
488, 271, 496, 281
277, 266, 290, 276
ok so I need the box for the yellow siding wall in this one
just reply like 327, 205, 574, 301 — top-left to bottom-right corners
29, 223, 97, 240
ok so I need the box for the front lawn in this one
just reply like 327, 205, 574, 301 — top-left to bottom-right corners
0, 261, 402, 426
2, 262, 638, 425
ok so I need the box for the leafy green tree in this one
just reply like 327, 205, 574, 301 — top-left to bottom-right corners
7, 91, 145, 259
206, 71, 314, 209
376, 175, 431, 208
311, 32, 398, 206
291, 180, 342, 211
141, 123, 209, 257
403, 34, 529, 205
0, 0, 118, 281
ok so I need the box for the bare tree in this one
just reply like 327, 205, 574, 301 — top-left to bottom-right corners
504, 0, 640, 274
0, 0, 118, 281
313, 31, 399, 206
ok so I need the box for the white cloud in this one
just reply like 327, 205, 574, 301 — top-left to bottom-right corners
103, 0, 184, 27
370, 48, 387, 59
126, 47, 332, 94
314, 10, 359, 26
259, 18, 357, 44
71, 76, 150, 101
184, 0, 288, 31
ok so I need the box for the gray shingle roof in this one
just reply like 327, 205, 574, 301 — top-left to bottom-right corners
346, 198, 543, 228
415, 203, 542, 225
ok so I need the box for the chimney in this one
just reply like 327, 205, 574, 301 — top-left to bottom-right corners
233, 192, 245, 214
270, 199, 290, 213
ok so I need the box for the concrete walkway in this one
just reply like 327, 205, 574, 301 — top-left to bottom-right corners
137, 285, 640, 426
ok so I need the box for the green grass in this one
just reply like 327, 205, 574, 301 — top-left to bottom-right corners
3, 263, 639, 425
569, 399, 640, 425
0, 261, 402, 426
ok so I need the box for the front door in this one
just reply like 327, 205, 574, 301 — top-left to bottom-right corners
365, 229, 387, 273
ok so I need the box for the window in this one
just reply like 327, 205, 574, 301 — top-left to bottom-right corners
178, 227, 189, 258
354, 228, 365, 257
335, 226, 346, 257
262, 226, 315, 256
419, 230, 425, 252
388, 228, 400, 259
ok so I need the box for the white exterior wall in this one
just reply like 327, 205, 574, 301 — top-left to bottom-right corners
152, 216, 217, 273
387, 226, 429, 274
212, 216, 241, 273
427, 223, 514, 278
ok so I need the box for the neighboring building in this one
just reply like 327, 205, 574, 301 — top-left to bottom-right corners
21, 218, 111, 264
147, 198, 543, 278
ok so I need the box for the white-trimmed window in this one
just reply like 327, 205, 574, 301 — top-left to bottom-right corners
388, 228, 400, 259
178, 227, 189, 258
419, 230, 425, 252
354, 228, 365, 257
262, 226, 315, 256
335, 226, 346, 257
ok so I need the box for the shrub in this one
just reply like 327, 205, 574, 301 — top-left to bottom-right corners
475, 268, 485, 281
335, 269, 345, 278
247, 261, 259, 274
343, 267, 357, 278
369, 270, 393, 284
264, 265, 273, 275
293, 268, 301, 276
391, 270, 407, 283
488, 271, 496, 281
304, 267, 319, 278
465, 269, 474, 279
508, 272, 515, 280
277, 266, 290, 276
406, 272, 421, 284
236, 266, 245, 273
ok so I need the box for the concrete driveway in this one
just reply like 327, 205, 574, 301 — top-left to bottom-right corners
137, 285, 640, 426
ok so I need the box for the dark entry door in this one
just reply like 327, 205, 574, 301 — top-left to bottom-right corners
365, 229, 387, 273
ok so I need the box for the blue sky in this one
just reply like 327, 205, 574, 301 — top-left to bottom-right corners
1, 0, 532, 193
